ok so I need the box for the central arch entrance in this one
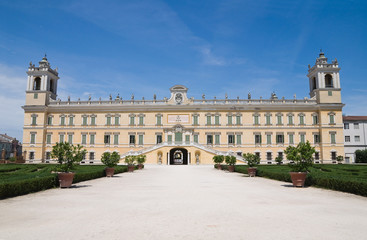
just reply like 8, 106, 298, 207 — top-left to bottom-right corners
169, 148, 188, 165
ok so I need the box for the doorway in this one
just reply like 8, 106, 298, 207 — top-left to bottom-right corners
169, 148, 188, 165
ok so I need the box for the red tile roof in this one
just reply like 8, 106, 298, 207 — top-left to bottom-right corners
343, 116, 367, 121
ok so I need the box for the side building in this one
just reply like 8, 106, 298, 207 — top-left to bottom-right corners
343, 116, 367, 163
22, 52, 344, 164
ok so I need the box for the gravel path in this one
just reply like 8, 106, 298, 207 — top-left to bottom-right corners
1, 165, 367, 240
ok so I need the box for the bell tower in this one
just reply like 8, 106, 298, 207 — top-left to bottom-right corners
307, 51, 341, 104
25, 55, 59, 106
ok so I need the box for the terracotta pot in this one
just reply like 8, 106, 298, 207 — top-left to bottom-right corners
128, 165, 135, 172
228, 165, 235, 172
58, 172, 75, 188
248, 167, 257, 177
138, 164, 143, 170
105, 167, 115, 177
289, 172, 307, 187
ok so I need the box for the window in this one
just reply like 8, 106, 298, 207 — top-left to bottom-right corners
206, 115, 212, 125
69, 116, 74, 126
354, 123, 359, 129
68, 134, 73, 144
207, 135, 213, 145
255, 134, 262, 144
276, 134, 284, 144
89, 152, 95, 161
314, 134, 320, 144
193, 115, 199, 125
300, 134, 305, 143
106, 116, 111, 126
30, 133, 36, 144
104, 135, 110, 144
114, 134, 119, 145
299, 115, 305, 125
82, 116, 88, 126
215, 115, 220, 125
138, 135, 143, 145
228, 115, 233, 125
90, 134, 95, 145
47, 116, 53, 125
315, 152, 320, 160
33, 77, 41, 90
185, 135, 190, 144
130, 135, 136, 145
255, 152, 260, 159
228, 135, 235, 145
329, 115, 335, 124
289, 134, 294, 144
277, 115, 282, 125
278, 152, 283, 160
46, 134, 52, 144
355, 136, 360, 142
254, 115, 259, 125
31, 115, 37, 125
82, 134, 87, 144
330, 133, 336, 144
29, 152, 35, 160
60, 116, 65, 126
288, 115, 293, 125
156, 115, 162, 125
129, 116, 135, 126
325, 74, 333, 88
193, 135, 198, 143
265, 115, 271, 125
236, 115, 241, 125
267, 152, 272, 161
115, 116, 119, 125
91, 116, 96, 126
313, 115, 318, 125
59, 134, 64, 143
168, 135, 172, 143
215, 135, 220, 145
344, 123, 349, 129
236, 134, 241, 144
139, 116, 144, 126
345, 136, 350, 142
156, 135, 162, 144
45, 152, 51, 160
266, 134, 272, 144
331, 152, 337, 160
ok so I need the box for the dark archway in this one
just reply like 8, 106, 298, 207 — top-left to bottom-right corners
169, 148, 188, 165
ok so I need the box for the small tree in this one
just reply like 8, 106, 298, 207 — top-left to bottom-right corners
213, 155, 224, 165
101, 152, 120, 168
225, 155, 236, 166
336, 155, 344, 164
124, 155, 136, 166
137, 154, 146, 165
355, 149, 367, 163
51, 142, 87, 172
284, 141, 315, 172
275, 156, 283, 165
243, 153, 260, 167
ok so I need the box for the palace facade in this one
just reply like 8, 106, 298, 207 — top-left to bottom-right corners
22, 52, 344, 164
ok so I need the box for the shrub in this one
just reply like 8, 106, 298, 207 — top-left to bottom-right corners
101, 152, 120, 168
124, 155, 136, 166
213, 155, 224, 165
285, 141, 315, 172
136, 155, 146, 165
243, 153, 260, 167
225, 155, 236, 166
355, 150, 367, 163
51, 142, 87, 172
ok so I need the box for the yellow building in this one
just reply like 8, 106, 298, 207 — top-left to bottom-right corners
22, 52, 344, 164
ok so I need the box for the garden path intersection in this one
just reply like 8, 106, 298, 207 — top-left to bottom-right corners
1, 165, 367, 240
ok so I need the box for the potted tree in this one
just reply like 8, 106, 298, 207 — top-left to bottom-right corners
275, 156, 283, 165
51, 142, 87, 188
225, 155, 236, 172
137, 154, 146, 169
101, 152, 120, 177
336, 155, 344, 164
243, 153, 260, 177
284, 141, 315, 187
125, 155, 136, 172
213, 155, 224, 170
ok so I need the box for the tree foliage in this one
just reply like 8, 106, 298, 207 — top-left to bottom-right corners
136, 155, 146, 165
284, 141, 315, 172
355, 149, 367, 163
225, 155, 236, 166
212, 155, 224, 164
124, 155, 136, 166
101, 152, 121, 168
51, 142, 87, 172
243, 153, 260, 167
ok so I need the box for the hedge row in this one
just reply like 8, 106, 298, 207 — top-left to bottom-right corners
218, 165, 367, 197
0, 165, 129, 199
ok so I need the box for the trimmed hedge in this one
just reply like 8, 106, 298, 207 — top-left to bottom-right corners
0, 165, 129, 199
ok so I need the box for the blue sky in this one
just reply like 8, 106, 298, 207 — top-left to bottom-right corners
1, 0, 367, 141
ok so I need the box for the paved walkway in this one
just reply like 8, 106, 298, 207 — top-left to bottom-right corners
1, 165, 367, 240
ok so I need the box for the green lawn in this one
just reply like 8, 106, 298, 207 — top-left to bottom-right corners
0, 164, 129, 199
232, 164, 367, 197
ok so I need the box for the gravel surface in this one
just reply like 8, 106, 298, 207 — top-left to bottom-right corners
1, 165, 367, 240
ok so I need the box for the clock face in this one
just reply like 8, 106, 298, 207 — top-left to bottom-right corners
175, 93, 183, 103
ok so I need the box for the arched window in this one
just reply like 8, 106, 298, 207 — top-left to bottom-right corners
312, 77, 317, 90
325, 74, 333, 88
33, 77, 41, 90
50, 79, 54, 92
